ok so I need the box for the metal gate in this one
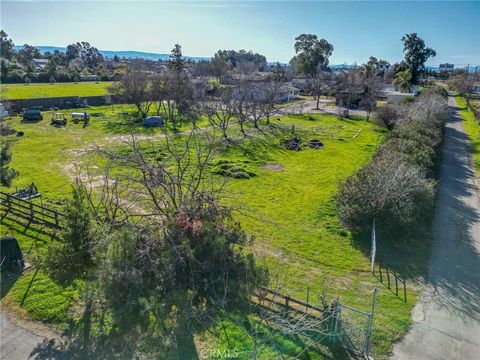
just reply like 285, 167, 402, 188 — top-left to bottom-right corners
337, 288, 377, 358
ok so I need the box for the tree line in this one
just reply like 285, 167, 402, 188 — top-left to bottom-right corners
0, 31, 109, 83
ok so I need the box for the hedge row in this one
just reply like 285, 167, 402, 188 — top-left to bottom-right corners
336, 89, 448, 237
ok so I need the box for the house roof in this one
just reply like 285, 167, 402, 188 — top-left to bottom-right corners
280, 85, 301, 92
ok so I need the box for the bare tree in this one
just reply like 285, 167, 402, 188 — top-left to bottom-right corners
203, 88, 237, 141
335, 70, 362, 117
151, 70, 198, 130
308, 71, 334, 110
108, 65, 153, 118
232, 80, 284, 134
358, 66, 382, 120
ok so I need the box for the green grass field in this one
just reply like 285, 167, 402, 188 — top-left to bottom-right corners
0, 108, 424, 359
455, 96, 480, 176
0, 82, 114, 100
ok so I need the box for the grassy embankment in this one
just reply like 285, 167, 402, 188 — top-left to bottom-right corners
455, 96, 480, 177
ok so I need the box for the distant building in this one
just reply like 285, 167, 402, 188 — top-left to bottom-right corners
232, 82, 300, 103
439, 63, 454, 72
470, 83, 480, 94
276, 84, 300, 102
32, 58, 48, 71
291, 78, 309, 91
382, 84, 419, 103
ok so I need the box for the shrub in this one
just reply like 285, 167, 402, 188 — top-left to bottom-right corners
373, 104, 400, 130
211, 160, 256, 179
43, 185, 99, 282
0, 143, 18, 187
337, 91, 446, 238
337, 157, 435, 233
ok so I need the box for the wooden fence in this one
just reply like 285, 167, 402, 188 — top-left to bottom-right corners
0, 192, 64, 228
254, 287, 328, 321
373, 263, 407, 302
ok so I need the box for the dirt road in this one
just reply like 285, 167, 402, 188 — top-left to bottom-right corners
391, 95, 480, 359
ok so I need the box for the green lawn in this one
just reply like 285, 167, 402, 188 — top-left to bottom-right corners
455, 96, 480, 176
0, 82, 114, 100
0, 110, 423, 359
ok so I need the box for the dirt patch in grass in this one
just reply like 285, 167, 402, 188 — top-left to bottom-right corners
263, 163, 285, 171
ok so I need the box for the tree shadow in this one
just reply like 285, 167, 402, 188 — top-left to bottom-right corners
30, 298, 137, 360
101, 114, 145, 134
1, 270, 21, 298
421, 103, 480, 323
29, 293, 199, 360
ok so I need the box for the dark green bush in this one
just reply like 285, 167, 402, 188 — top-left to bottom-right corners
0, 143, 18, 187
43, 185, 99, 282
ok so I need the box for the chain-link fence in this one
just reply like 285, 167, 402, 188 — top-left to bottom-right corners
255, 287, 377, 358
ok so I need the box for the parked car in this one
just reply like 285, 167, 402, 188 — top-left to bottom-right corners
22, 109, 43, 121
142, 116, 165, 128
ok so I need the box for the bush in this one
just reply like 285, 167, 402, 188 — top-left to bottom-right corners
337, 157, 435, 233
43, 185, 99, 282
211, 160, 256, 179
0, 143, 18, 187
337, 91, 446, 238
373, 104, 401, 130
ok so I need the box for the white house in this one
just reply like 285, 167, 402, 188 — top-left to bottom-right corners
32, 59, 48, 71
276, 85, 300, 102
237, 83, 300, 103
382, 84, 419, 103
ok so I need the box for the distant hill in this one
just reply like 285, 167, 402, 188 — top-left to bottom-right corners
14, 45, 210, 62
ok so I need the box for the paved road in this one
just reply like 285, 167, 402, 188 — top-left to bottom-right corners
0, 312, 44, 359
391, 96, 480, 359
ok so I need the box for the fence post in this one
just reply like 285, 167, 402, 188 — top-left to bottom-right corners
395, 273, 399, 296
386, 268, 390, 288
332, 300, 340, 342
365, 288, 377, 358
306, 287, 310, 311
403, 280, 407, 303
379, 264, 383, 283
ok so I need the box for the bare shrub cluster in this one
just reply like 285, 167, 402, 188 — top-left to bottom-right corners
337, 89, 447, 236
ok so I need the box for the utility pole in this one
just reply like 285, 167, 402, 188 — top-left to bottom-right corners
466, 65, 478, 109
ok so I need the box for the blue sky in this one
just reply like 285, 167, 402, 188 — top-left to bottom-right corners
1, 1, 479, 66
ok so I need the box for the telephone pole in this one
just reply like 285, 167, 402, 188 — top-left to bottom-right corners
466, 65, 478, 109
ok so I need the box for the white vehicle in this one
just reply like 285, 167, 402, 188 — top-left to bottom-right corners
0, 103, 9, 118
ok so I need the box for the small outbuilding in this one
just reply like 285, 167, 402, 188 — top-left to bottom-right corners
142, 116, 165, 128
